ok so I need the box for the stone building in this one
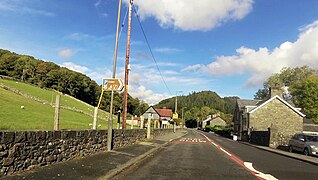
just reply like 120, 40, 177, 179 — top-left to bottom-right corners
233, 95, 305, 148
202, 115, 227, 128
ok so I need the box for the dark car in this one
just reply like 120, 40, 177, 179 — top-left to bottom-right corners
288, 133, 318, 156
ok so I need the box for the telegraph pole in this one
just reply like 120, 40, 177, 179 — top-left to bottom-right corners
107, 0, 122, 151
174, 91, 182, 114
122, 0, 133, 129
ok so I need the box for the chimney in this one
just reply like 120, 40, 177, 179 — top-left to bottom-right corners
269, 87, 283, 98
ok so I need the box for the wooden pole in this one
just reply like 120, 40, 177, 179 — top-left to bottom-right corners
93, 107, 98, 129
140, 116, 144, 129
54, 95, 61, 130
147, 114, 151, 139
122, 0, 133, 129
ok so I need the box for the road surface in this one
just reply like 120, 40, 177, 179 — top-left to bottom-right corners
114, 129, 318, 180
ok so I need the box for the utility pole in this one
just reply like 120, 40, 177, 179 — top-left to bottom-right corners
122, 0, 133, 129
107, 0, 122, 151
182, 107, 187, 128
174, 91, 183, 114
174, 95, 178, 114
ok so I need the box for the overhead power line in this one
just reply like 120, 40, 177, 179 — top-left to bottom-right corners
132, 5, 173, 96
118, 6, 129, 40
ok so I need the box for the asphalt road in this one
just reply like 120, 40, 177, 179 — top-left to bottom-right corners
113, 130, 256, 180
202, 131, 318, 180
114, 129, 318, 180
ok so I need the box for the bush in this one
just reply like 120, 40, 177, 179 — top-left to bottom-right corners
214, 126, 234, 138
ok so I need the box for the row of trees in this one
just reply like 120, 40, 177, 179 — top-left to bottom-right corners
255, 66, 318, 123
0, 49, 148, 116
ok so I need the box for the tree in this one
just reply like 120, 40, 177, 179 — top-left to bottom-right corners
291, 76, 318, 123
255, 66, 317, 100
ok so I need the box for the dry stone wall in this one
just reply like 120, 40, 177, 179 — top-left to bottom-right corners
0, 128, 175, 177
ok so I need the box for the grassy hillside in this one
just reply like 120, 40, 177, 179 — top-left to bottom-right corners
0, 78, 118, 130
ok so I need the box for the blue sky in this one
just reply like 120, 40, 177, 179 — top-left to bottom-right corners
1, 0, 318, 105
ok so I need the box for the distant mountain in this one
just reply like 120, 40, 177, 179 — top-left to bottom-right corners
155, 91, 239, 115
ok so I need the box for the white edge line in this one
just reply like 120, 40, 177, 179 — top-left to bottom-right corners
220, 147, 232, 156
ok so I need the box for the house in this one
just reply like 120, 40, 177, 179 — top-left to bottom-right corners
142, 106, 172, 128
202, 115, 227, 128
233, 92, 305, 148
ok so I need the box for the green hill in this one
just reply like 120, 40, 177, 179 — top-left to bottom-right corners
0, 77, 116, 130
0, 49, 148, 116
155, 91, 238, 114
155, 91, 239, 124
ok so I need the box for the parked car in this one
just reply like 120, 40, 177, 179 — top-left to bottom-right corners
288, 133, 318, 156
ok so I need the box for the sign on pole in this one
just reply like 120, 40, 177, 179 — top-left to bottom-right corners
173, 113, 178, 119
102, 78, 124, 91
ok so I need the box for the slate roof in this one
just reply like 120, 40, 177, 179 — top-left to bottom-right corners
155, 108, 172, 117
237, 99, 262, 108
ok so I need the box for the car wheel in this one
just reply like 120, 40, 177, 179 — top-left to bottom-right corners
304, 148, 309, 156
288, 146, 293, 153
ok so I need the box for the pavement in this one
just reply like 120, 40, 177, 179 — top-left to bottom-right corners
1, 130, 188, 180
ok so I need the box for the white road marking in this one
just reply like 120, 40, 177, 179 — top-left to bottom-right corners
244, 162, 278, 180
199, 132, 218, 147
197, 130, 278, 180
220, 147, 232, 156
210, 141, 218, 147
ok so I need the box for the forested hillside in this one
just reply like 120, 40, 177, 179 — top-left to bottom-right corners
155, 91, 239, 124
0, 49, 148, 116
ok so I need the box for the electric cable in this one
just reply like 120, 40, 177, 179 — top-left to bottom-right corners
132, 5, 173, 96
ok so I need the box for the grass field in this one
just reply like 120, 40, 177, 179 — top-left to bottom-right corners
0, 78, 109, 118
0, 79, 119, 130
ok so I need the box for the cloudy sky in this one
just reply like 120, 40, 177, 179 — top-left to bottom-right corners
1, 0, 318, 105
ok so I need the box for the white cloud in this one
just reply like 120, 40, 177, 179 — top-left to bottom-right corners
0, 1, 55, 17
58, 49, 76, 58
154, 47, 182, 53
182, 64, 204, 72
94, 0, 102, 7
195, 20, 318, 87
129, 86, 172, 105
65, 33, 94, 41
61, 62, 89, 73
132, 0, 253, 31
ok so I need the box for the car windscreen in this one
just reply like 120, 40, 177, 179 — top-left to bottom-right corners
306, 136, 318, 142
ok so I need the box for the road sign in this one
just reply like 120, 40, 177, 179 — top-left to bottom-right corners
102, 78, 124, 91
173, 113, 178, 119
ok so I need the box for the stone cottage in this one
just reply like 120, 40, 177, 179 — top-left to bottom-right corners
202, 115, 227, 128
233, 94, 305, 148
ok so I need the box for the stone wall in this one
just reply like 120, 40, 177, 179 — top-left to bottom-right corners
113, 129, 146, 149
0, 128, 176, 177
249, 98, 303, 148
210, 117, 226, 127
